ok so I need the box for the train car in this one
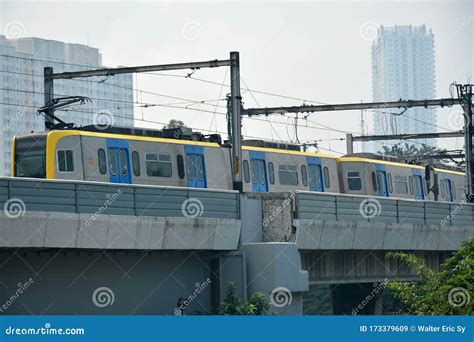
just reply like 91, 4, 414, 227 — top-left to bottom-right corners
337, 153, 430, 201
433, 167, 466, 203
13, 129, 233, 190
12, 129, 341, 194
241, 141, 340, 193
12, 128, 465, 202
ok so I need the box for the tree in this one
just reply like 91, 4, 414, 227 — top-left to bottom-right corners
218, 282, 270, 315
387, 238, 474, 315
163, 119, 187, 129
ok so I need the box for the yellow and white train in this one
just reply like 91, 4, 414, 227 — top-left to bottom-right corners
12, 126, 466, 203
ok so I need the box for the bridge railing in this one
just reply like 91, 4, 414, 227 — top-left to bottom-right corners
0, 177, 239, 219
295, 191, 473, 226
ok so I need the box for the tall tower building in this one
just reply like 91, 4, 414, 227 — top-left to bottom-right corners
0, 36, 134, 176
369, 25, 436, 153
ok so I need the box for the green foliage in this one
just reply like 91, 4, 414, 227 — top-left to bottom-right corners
378, 143, 446, 159
163, 119, 187, 129
387, 238, 474, 315
218, 282, 271, 315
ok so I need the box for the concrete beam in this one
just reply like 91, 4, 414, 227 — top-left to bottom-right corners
0, 212, 241, 251
294, 219, 474, 251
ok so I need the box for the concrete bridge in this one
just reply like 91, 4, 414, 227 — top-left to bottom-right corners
0, 178, 472, 315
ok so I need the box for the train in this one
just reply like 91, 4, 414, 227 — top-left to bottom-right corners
12, 126, 466, 203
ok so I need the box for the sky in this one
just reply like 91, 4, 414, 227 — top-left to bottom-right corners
0, 0, 473, 155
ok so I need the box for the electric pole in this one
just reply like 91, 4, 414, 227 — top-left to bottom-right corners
456, 84, 474, 201
43, 52, 244, 192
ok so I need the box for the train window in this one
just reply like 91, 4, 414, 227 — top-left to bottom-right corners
387, 173, 393, 193
408, 176, 414, 195
243, 160, 250, 183
268, 162, 275, 184
258, 160, 266, 185
414, 175, 423, 197
394, 175, 408, 194
57, 150, 74, 172
371, 172, 377, 192
132, 151, 140, 176
347, 171, 362, 191
250, 160, 259, 184
452, 181, 456, 199
323, 167, 330, 188
98, 149, 107, 175
119, 149, 128, 176
196, 155, 204, 181
109, 149, 118, 176
440, 180, 445, 198
177, 155, 185, 179
145, 153, 172, 177
278, 164, 298, 186
301, 165, 308, 187
186, 155, 195, 180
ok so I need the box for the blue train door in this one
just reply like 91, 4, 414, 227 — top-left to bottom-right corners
185, 145, 207, 188
307, 157, 324, 192
249, 151, 268, 192
375, 165, 388, 197
107, 139, 131, 184
412, 171, 425, 200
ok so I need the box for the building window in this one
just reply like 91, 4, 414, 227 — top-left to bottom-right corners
347, 171, 362, 191
278, 164, 298, 186
145, 153, 172, 177
57, 150, 74, 172
98, 148, 107, 174
132, 151, 140, 176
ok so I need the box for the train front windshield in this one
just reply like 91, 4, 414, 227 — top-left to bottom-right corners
14, 136, 47, 178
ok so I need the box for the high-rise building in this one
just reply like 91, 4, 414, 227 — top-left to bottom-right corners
369, 25, 436, 153
0, 36, 134, 176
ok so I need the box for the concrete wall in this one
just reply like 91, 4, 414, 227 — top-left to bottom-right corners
0, 250, 216, 315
